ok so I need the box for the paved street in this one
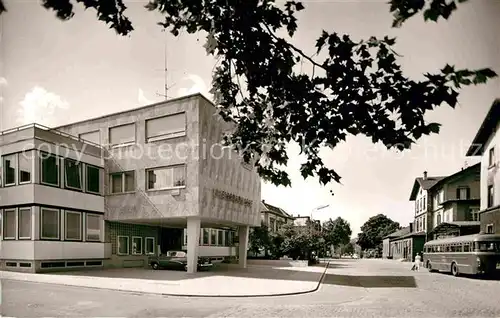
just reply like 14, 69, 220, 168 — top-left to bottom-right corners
2, 259, 500, 317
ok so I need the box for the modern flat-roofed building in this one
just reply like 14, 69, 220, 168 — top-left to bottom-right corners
0, 93, 261, 273
0, 124, 106, 272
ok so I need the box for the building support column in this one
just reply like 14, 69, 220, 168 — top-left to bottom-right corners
238, 225, 249, 268
186, 217, 201, 273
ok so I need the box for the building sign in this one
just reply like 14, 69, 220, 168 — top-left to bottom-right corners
213, 189, 252, 207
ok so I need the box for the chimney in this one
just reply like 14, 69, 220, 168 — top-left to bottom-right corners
409, 222, 413, 233
423, 171, 428, 180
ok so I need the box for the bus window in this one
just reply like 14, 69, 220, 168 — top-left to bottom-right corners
463, 243, 470, 252
478, 242, 500, 252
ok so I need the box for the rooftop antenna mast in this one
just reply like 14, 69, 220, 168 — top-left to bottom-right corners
163, 29, 168, 100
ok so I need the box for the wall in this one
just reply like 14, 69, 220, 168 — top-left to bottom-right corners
480, 121, 500, 210
444, 169, 481, 202
181, 245, 237, 257
480, 209, 500, 234
0, 241, 105, 260
57, 95, 201, 221
197, 97, 261, 226
382, 238, 391, 258
414, 184, 428, 233
390, 238, 412, 261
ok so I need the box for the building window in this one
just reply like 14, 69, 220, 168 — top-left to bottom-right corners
437, 213, 442, 225
210, 229, 217, 245
224, 230, 230, 246
457, 187, 470, 200
486, 224, 494, 234
109, 123, 135, 147
437, 189, 444, 204
489, 147, 495, 166
202, 229, 209, 245
110, 171, 135, 194
470, 207, 480, 221
65, 159, 82, 190
145, 237, 155, 255
117, 236, 129, 255
65, 211, 82, 241
3, 154, 17, 186
41, 208, 60, 240
488, 185, 494, 208
146, 165, 186, 190
145, 113, 186, 142
86, 214, 101, 241
3, 209, 16, 239
40, 153, 60, 186
79, 130, 100, 145
132, 236, 143, 255
86, 165, 101, 194
218, 230, 224, 246
18, 208, 32, 239
19, 152, 32, 184
423, 216, 426, 231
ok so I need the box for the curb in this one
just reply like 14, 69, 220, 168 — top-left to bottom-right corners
1, 262, 330, 298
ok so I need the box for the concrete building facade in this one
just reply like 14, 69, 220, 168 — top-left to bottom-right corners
0, 93, 261, 273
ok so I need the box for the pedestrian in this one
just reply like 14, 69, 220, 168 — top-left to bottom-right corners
414, 253, 422, 271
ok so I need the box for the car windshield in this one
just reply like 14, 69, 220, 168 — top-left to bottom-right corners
476, 242, 500, 252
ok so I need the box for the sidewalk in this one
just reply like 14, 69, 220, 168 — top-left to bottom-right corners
0, 263, 329, 297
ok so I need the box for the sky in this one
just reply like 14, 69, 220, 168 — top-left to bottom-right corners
1, 0, 499, 237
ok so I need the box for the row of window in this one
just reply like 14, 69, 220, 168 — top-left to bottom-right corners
415, 215, 426, 232
110, 165, 186, 194
415, 195, 427, 213
425, 241, 500, 253
117, 236, 155, 255
183, 228, 236, 247
2, 207, 102, 241
0, 151, 187, 194
1, 151, 102, 194
79, 112, 186, 147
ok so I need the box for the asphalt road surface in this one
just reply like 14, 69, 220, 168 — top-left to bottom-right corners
2, 259, 500, 317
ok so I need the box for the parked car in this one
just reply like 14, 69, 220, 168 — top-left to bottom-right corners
148, 250, 213, 271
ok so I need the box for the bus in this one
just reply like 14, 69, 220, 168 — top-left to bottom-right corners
423, 233, 500, 277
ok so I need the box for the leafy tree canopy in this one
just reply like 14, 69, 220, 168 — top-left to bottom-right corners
249, 221, 272, 255
357, 214, 400, 250
340, 242, 355, 255
1, 0, 496, 193
322, 217, 352, 248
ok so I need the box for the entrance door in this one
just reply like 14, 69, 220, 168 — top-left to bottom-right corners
160, 228, 183, 254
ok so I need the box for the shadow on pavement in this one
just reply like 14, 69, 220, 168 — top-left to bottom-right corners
50, 263, 327, 283
323, 273, 417, 288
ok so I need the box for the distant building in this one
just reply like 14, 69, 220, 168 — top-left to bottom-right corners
260, 200, 294, 233
466, 98, 500, 234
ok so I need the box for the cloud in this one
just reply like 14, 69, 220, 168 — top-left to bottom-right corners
138, 88, 155, 105
17, 86, 69, 126
176, 74, 208, 97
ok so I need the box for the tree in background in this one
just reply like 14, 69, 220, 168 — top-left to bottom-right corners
279, 223, 322, 261
322, 217, 352, 255
357, 214, 400, 254
0, 1, 496, 193
340, 242, 355, 256
248, 222, 272, 257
